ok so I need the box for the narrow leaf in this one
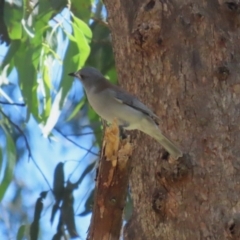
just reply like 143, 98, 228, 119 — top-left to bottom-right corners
53, 162, 64, 201
62, 183, 78, 238
41, 59, 52, 122
72, 15, 92, 42
4, 2, 23, 40
15, 45, 40, 121
1, 40, 21, 69
17, 225, 26, 240
30, 194, 45, 240
0, 124, 16, 201
41, 88, 63, 137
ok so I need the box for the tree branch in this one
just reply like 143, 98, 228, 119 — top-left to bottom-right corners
0, 101, 25, 106
88, 120, 133, 240
55, 128, 99, 156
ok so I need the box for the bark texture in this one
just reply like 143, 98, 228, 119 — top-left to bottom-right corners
104, 0, 240, 239
88, 121, 132, 240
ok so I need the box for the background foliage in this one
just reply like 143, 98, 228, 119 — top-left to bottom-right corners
0, 0, 116, 239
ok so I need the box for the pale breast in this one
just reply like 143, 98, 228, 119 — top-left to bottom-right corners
85, 88, 144, 129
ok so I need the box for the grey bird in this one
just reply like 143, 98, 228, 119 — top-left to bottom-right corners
69, 67, 182, 159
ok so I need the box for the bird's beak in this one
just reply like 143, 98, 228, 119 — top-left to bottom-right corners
68, 72, 77, 77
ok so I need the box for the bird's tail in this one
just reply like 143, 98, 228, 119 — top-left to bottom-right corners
140, 118, 182, 159
153, 131, 182, 159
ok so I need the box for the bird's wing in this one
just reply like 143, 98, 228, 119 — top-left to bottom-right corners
109, 85, 160, 121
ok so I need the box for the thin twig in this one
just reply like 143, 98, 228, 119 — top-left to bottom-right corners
0, 101, 25, 106
65, 131, 100, 137
90, 16, 108, 27
68, 140, 98, 183
0, 108, 52, 190
55, 128, 99, 156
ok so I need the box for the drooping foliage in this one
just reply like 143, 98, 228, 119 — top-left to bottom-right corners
0, 0, 116, 238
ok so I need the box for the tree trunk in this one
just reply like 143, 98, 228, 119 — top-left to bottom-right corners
104, 0, 240, 239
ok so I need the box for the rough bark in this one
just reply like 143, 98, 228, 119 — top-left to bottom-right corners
88, 121, 132, 240
104, 0, 240, 239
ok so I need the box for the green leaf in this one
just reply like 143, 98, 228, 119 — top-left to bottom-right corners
72, 21, 91, 66
58, 30, 90, 108
70, 0, 93, 23
4, 2, 23, 40
34, 1, 55, 33
17, 225, 26, 240
1, 40, 21, 70
66, 98, 85, 122
0, 124, 16, 201
72, 15, 92, 43
15, 45, 40, 121
41, 59, 52, 122
42, 43, 62, 63
41, 88, 63, 136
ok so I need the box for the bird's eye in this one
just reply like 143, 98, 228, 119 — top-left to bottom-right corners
79, 74, 84, 79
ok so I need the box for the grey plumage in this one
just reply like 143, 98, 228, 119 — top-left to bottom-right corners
69, 67, 182, 159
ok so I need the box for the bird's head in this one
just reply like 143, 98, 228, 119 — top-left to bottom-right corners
69, 67, 103, 83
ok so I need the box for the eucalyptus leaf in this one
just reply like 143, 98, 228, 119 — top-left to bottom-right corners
72, 15, 92, 42
15, 45, 40, 121
4, 2, 23, 40
0, 124, 16, 201
41, 59, 52, 122
41, 88, 63, 137
58, 29, 90, 108
1, 40, 21, 70
70, 0, 93, 23
17, 225, 26, 240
